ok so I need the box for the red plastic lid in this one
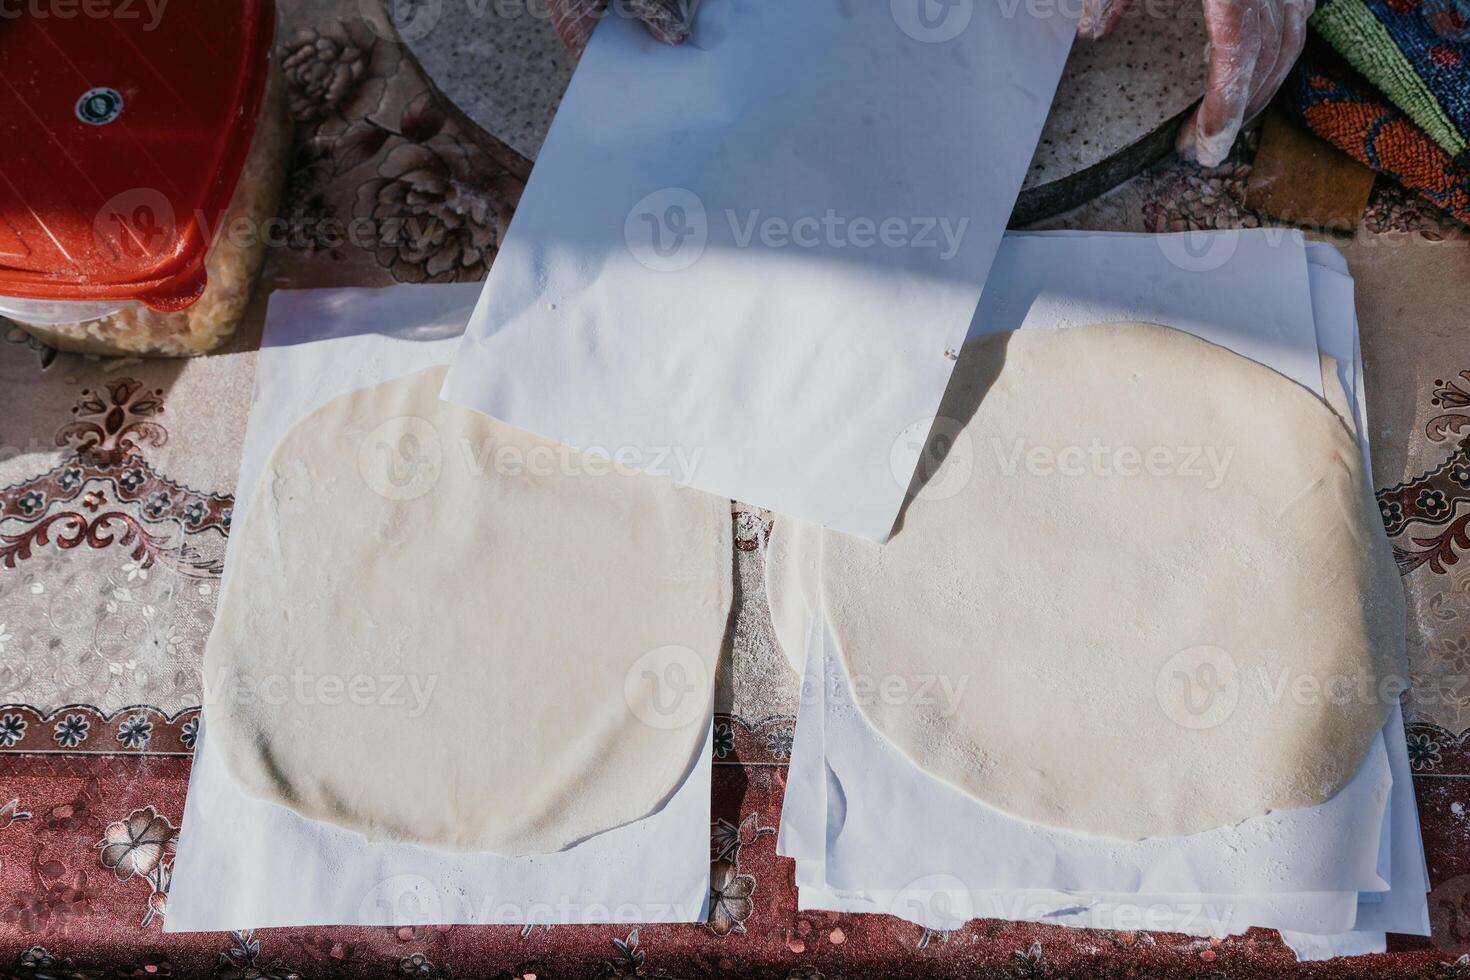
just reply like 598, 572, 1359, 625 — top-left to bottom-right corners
0, 0, 276, 313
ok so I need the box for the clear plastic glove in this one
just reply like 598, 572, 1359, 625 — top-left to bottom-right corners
1079, 0, 1316, 167
549, 0, 697, 56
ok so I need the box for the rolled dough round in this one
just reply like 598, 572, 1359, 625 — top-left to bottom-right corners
764, 515, 821, 676
205, 367, 732, 855
768, 323, 1406, 839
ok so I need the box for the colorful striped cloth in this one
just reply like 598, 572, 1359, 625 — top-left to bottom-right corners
1311, 0, 1470, 166
1288, 42, 1470, 224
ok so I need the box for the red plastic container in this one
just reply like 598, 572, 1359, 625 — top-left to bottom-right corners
0, 0, 288, 355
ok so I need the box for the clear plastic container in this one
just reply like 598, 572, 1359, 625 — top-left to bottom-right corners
11, 75, 290, 357
0, 0, 286, 357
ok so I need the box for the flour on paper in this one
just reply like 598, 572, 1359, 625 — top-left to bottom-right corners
205, 367, 732, 856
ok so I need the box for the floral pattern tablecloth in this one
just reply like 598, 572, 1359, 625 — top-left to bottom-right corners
2, 2, 1470, 976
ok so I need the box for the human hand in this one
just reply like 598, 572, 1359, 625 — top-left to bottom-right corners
549, 0, 697, 56
1079, 0, 1316, 167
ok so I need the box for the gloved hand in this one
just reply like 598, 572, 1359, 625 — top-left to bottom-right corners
1080, 0, 1316, 166
549, 0, 697, 56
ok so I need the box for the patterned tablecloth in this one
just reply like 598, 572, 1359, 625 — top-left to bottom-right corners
2, 3, 1469, 976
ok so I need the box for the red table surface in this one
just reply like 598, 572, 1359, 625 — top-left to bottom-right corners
3, 0, 1470, 976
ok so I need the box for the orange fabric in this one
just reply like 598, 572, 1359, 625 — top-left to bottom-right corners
1292, 54, 1470, 222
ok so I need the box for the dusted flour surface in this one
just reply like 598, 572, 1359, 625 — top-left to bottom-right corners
205, 367, 732, 855
768, 323, 1406, 840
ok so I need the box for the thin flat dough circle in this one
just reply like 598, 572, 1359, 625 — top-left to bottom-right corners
769, 323, 1406, 839
763, 516, 820, 676
205, 367, 732, 855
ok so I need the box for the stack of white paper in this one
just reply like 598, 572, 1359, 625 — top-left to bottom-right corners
777, 231, 1431, 962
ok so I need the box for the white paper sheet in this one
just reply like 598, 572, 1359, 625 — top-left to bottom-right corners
444, 0, 1077, 542
168, 284, 712, 931
774, 611, 826, 863
1279, 930, 1387, 960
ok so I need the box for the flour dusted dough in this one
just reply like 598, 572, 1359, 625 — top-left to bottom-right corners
205, 367, 732, 855
764, 517, 821, 676
767, 323, 1406, 839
